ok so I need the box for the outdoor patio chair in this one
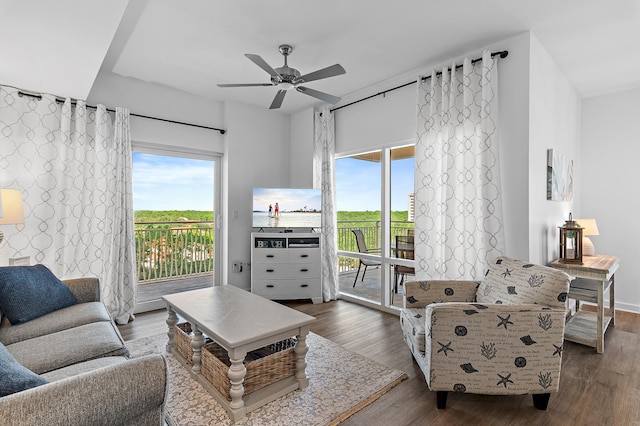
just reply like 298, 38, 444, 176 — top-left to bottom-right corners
351, 229, 381, 287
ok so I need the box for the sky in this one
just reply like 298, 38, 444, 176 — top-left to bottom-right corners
335, 157, 414, 211
132, 152, 214, 211
132, 152, 414, 212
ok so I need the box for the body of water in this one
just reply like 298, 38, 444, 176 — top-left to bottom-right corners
252, 211, 321, 228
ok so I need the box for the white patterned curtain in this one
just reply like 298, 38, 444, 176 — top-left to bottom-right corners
0, 86, 136, 324
414, 51, 505, 281
313, 107, 339, 301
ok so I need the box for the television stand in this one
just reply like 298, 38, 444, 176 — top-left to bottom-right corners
251, 232, 322, 304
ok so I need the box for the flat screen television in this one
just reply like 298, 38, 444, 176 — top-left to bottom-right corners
252, 188, 322, 229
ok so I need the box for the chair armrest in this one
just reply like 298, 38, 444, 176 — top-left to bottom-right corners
62, 277, 101, 303
404, 280, 478, 308
424, 303, 567, 395
0, 354, 167, 425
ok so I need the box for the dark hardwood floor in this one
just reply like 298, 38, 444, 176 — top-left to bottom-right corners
118, 300, 640, 426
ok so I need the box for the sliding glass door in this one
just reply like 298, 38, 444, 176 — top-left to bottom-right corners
336, 144, 414, 309
131, 145, 221, 312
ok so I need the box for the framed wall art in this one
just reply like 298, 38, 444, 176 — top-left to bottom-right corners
547, 149, 573, 201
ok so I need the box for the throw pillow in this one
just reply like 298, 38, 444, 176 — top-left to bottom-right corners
0, 342, 48, 396
0, 264, 77, 325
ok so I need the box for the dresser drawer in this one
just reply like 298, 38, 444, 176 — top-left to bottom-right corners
252, 262, 320, 279
252, 278, 320, 299
287, 249, 320, 264
252, 249, 289, 263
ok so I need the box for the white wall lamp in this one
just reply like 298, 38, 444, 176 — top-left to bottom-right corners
0, 189, 25, 244
576, 218, 599, 256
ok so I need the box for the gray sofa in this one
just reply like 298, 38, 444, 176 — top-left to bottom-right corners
0, 277, 168, 425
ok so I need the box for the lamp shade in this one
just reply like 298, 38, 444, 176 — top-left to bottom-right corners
0, 189, 25, 225
576, 218, 599, 236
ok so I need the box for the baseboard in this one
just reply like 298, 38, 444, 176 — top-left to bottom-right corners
578, 300, 640, 315
135, 299, 165, 314
612, 301, 640, 314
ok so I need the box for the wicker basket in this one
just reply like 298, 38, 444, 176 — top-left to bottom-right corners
201, 337, 297, 400
174, 323, 212, 365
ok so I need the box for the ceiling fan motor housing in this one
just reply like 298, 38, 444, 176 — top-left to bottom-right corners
272, 66, 301, 87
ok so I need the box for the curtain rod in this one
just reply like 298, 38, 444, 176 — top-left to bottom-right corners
14, 89, 226, 135
329, 50, 508, 114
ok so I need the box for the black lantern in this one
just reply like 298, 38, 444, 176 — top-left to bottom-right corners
559, 213, 584, 264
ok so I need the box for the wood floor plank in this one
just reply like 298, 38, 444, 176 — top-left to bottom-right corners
118, 299, 640, 425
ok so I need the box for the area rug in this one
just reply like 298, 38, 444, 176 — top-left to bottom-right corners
127, 332, 407, 425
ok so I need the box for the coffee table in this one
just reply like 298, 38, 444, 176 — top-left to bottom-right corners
162, 286, 316, 420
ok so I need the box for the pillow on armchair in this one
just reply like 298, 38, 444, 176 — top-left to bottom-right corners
0, 265, 77, 325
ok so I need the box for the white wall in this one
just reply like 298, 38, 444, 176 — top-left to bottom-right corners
223, 101, 291, 290
582, 87, 640, 313
289, 108, 315, 187
88, 71, 226, 152
527, 34, 582, 265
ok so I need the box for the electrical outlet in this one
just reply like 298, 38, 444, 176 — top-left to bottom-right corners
232, 261, 243, 273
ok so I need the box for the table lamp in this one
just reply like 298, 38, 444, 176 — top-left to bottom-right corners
0, 189, 25, 244
576, 218, 599, 256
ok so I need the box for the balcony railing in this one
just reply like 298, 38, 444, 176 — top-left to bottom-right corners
134, 221, 215, 282
337, 220, 414, 273
134, 219, 413, 283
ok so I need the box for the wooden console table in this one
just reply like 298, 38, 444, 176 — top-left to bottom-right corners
549, 255, 619, 353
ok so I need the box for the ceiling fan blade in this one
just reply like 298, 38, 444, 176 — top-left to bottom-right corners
297, 64, 346, 84
245, 54, 282, 79
217, 83, 274, 87
296, 86, 341, 104
269, 89, 287, 109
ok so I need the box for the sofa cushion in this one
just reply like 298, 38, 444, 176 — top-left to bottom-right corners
476, 257, 570, 309
0, 265, 77, 325
6, 321, 129, 374
41, 356, 128, 382
400, 308, 426, 355
0, 342, 48, 396
0, 302, 112, 346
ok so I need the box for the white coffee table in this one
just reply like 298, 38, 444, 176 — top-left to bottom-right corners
162, 286, 316, 420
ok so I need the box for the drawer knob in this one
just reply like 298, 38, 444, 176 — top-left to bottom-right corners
300, 268, 308, 272
266, 254, 274, 258
266, 269, 274, 272
300, 284, 309, 288
266, 284, 274, 288
300, 254, 309, 258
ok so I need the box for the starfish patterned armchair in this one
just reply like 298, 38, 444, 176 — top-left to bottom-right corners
400, 256, 571, 410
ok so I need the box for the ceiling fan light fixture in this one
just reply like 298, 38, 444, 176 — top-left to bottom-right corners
279, 82, 294, 91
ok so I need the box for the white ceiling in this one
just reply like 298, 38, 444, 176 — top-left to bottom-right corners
3, 0, 640, 114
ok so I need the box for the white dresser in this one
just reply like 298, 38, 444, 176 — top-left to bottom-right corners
251, 232, 322, 304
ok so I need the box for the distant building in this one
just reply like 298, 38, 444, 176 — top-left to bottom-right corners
408, 193, 415, 222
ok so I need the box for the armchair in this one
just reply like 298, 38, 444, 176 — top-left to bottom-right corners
400, 257, 571, 410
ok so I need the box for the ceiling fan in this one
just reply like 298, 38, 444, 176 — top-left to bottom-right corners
217, 44, 346, 109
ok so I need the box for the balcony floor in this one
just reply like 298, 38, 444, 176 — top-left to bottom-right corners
136, 273, 213, 303
338, 268, 408, 308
